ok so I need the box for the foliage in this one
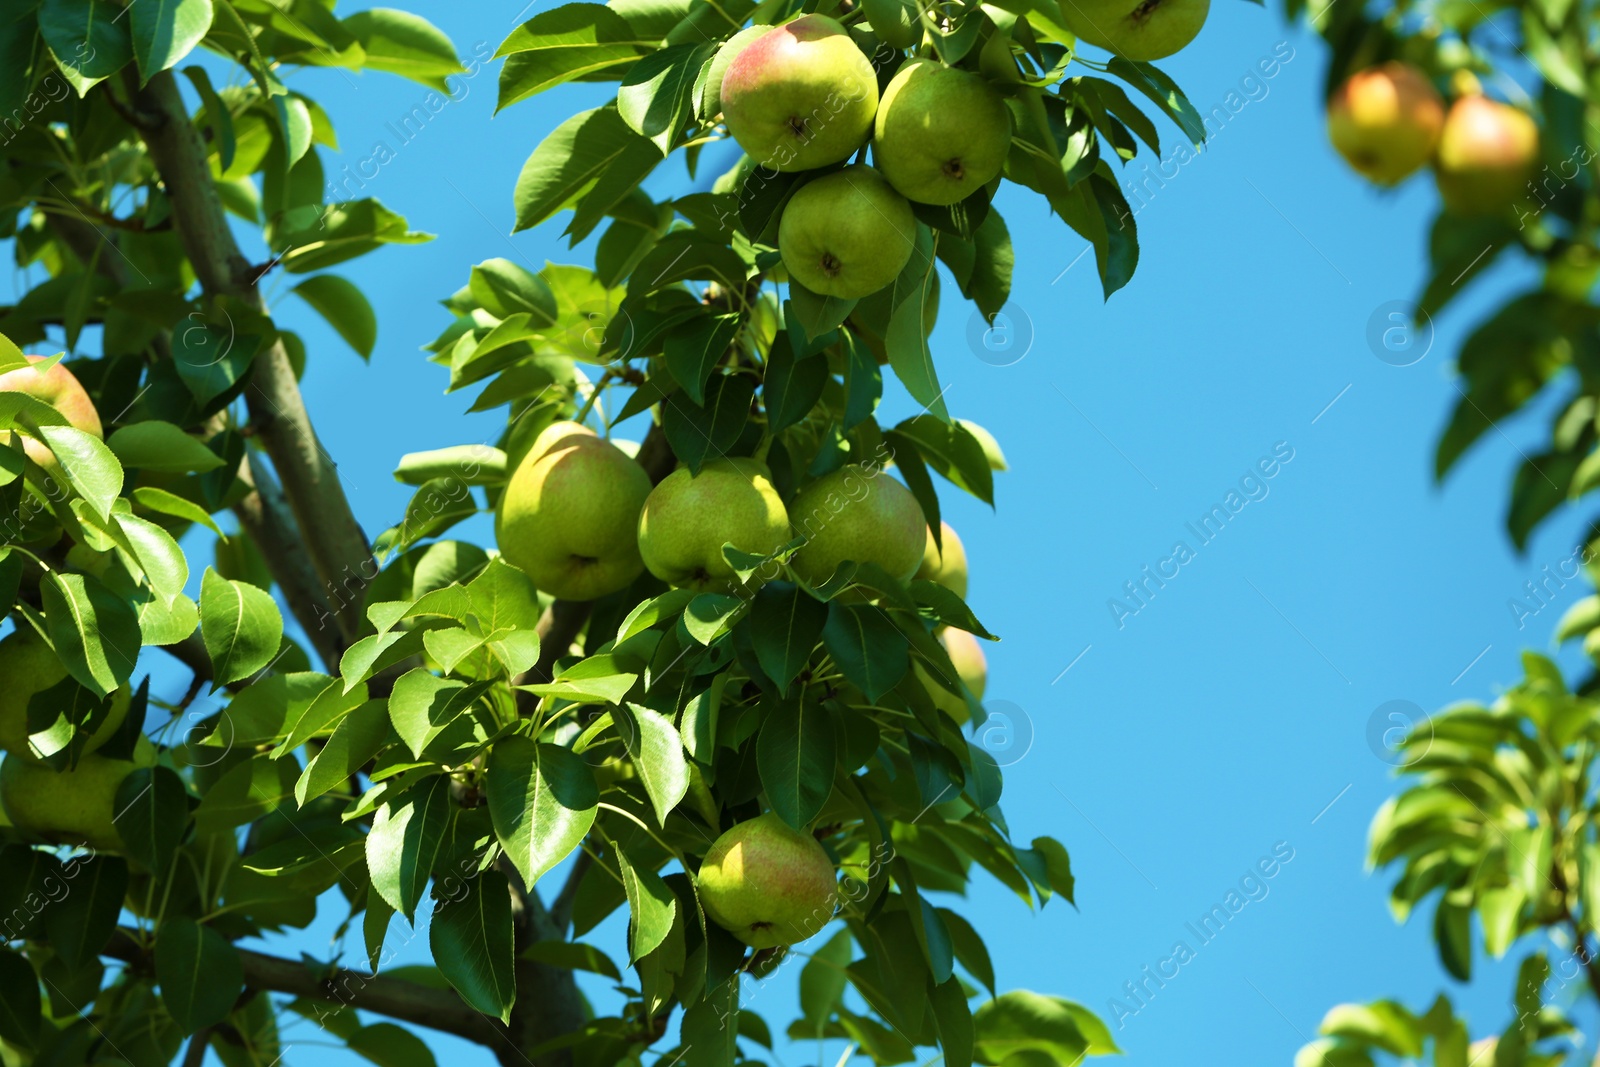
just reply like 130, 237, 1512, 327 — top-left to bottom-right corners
0, 0, 1231, 1064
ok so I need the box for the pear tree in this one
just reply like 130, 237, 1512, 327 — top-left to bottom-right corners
0, 0, 1225, 1063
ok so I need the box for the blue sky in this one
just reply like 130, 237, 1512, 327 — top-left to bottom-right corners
6, 0, 1588, 1062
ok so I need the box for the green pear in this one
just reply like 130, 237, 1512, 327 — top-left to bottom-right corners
914, 521, 968, 599
958, 419, 1008, 471
638, 459, 791, 591
0, 355, 104, 471
0, 735, 156, 853
721, 15, 879, 172
1433, 94, 1539, 215
789, 463, 926, 585
697, 812, 837, 947
0, 629, 130, 762
779, 166, 916, 299
872, 60, 1011, 205
700, 25, 772, 120
1057, 0, 1208, 61
915, 627, 987, 723
497, 429, 652, 601
1327, 63, 1444, 186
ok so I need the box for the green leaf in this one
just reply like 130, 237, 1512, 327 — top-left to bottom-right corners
43, 855, 127, 969
387, 670, 491, 758
1105, 58, 1205, 147
183, 65, 236, 171
617, 42, 711, 153
496, 3, 650, 110
749, 581, 826, 693
130, 0, 212, 82
786, 285, 856, 343
514, 107, 659, 233
271, 199, 433, 273
28, 423, 122, 520
469, 259, 557, 324
615, 841, 677, 961
757, 694, 836, 829
107, 421, 224, 473
348, 1023, 439, 1067
155, 918, 243, 1031
0, 10, 37, 123
764, 336, 828, 435
615, 703, 688, 826
932, 977, 974, 1067
38, 0, 133, 91
113, 513, 189, 597
292, 275, 377, 359
431, 867, 516, 1022
487, 738, 598, 887
883, 228, 947, 422
661, 373, 756, 475
821, 603, 910, 702
200, 568, 284, 686
394, 445, 508, 487
663, 312, 740, 405
972, 991, 1092, 1065
799, 927, 853, 1024
1433, 896, 1472, 981
0, 947, 40, 1051
895, 415, 994, 505
366, 775, 453, 921
297, 700, 393, 806
114, 766, 191, 873
132, 486, 224, 535
940, 909, 995, 994
1028, 836, 1075, 906
343, 8, 463, 89
43, 571, 140, 697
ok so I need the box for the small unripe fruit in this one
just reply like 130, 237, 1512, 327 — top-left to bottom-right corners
697, 813, 837, 947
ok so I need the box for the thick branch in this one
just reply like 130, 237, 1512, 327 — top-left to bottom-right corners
105, 929, 504, 1046
234, 453, 343, 669
132, 70, 373, 648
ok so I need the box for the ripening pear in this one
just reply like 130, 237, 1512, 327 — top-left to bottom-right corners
872, 60, 1011, 205
0, 628, 130, 762
1433, 94, 1539, 216
0, 355, 104, 471
914, 522, 969, 599
0, 735, 156, 853
779, 166, 915, 299
958, 420, 1008, 471
789, 463, 926, 585
638, 459, 790, 591
1326, 63, 1445, 185
916, 627, 987, 723
700, 25, 772, 120
497, 425, 652, 601
697, 812, 837, 947
1057, 0, 1208, 61
721, 16, 879, 172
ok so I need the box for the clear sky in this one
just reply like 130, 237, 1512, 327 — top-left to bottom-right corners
6, 0, 1584, 1062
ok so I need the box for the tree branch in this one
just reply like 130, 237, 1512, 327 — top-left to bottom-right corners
234, 453, 344, 669
131, 70, 373, 649
105, 929, 504, 1047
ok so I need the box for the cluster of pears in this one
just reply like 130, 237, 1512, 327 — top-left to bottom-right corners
496, 422, 929, 601
1328, 63, 1540, 215
691, 525, 986, 948
710, 17, 1013, 299
0, 629, 150, 853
